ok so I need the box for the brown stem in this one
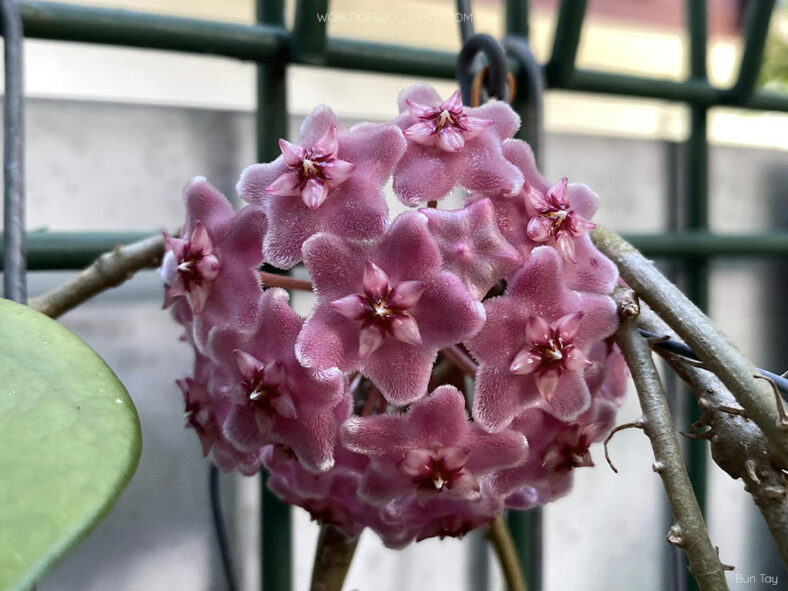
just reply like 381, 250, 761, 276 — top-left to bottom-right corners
259, 270, 313, 292
309, 525, 359, 591
488, 515, 528, 591
440, 344, 477, 378
28, 234, 165, 318
614, 307, 729, 590
592, 225, 788, 467
640, 312, 788, 570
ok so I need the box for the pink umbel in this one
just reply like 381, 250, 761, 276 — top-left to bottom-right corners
162, 84, 627, 546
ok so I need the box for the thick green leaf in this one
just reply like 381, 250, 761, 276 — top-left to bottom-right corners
0, 298, 141, 591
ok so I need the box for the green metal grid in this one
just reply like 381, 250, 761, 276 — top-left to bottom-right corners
2, 1, 786, 589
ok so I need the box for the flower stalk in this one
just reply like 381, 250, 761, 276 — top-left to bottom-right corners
488, 515, 528, 591
614, 307, 729, 590
592, 225, 788, 466
639, 311, 788, 570
309, 525, 360, 591
28, 233, 164, 318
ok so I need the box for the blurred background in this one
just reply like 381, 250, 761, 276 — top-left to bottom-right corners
4, 0, 786, 589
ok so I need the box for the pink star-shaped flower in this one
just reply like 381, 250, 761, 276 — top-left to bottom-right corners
296, 212, 486, 405
474, 139, 618, 295
161, 223, 220, 313
420, 198, 522, 299
237, 105, 406, 268
161, 177, 268, 352
341, 386, 528, 506
490, 398, 618, 504
207, 288, 349, 473
382, 491, 503, 543
178, 352, 266, 476
392, 84, 524, 205
466, 246, 618, 430
402, 88, 494, 152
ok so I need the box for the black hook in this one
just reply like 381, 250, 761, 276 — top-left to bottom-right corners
456, 33, 510, 105
503, 36, 545, 167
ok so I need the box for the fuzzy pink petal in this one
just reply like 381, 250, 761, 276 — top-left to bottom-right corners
461, 116, 495, 140
501, 139, 549, 193
221, 205, 267, 267
413, 274, 485, 347
236, 160, 289, 204
296, 305, 361, 373
360, 468, 414, 506
183, 177, 234, 235
465, 427, 529, 473
302, 232, 367, 301
568, 183, 600, 220
222, 406, 266, 452
406, 386, 468, 444
374, 212, 442, 281
466, 297, 528, 367
392, 143, 459, 205
397, 84, 443, 113
362, 339, 435, 405
562, 235, 619, 295
506, 247, 569, 318
263, 178, 387, 269
573, 292, 619, 346
472, 365, 525, 432
274, 402, 341, 473
338, 122, 407, 184
342, 415, 412, 455
456, 132, 524, 198
469, 101, 521, 141
543, 371, 591, 422
298, 105, 342, 147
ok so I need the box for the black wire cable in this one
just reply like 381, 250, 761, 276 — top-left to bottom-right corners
210, 465, 239, 591
639, 328, 788, 401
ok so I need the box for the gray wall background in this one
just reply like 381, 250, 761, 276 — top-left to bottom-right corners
2, 96, 784, 590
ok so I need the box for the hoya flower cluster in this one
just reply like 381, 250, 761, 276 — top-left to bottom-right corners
162, 84, 628, 546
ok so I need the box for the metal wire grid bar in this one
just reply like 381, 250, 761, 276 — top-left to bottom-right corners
1, 1, 785, 590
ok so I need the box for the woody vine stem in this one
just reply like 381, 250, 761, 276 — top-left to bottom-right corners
25, 225, 788, 590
